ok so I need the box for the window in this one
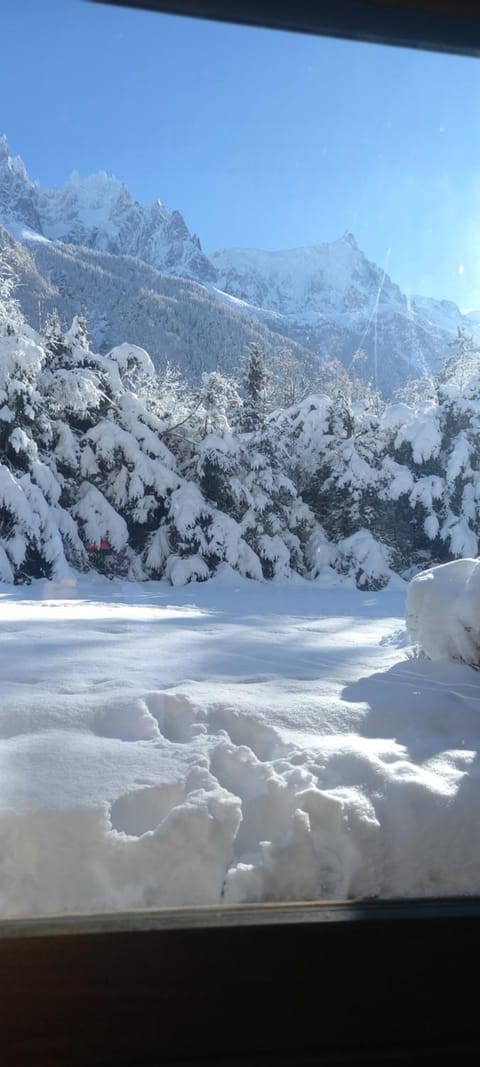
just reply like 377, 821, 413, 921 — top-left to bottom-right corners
2, 1, 480, 1061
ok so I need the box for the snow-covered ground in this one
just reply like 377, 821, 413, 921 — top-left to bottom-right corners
1, 570, 480, 916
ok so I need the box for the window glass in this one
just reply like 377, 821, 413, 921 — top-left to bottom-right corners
1, 0, 480, 915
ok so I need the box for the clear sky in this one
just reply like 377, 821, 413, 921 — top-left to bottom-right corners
2, 0, 480, 308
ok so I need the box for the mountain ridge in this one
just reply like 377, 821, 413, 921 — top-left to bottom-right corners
0, 134, 214, 282
0, 132, 476, 394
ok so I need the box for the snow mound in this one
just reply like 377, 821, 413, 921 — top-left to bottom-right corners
407, 558, 480, 666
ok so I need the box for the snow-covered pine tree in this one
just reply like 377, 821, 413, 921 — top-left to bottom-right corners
42, 309, 69, 368
239, 342, 272, 433
198, 370, 242, 439
282, 391, 378, 541
193, 373, 244, 517
197, 414, 316, 580
165, 480, 263, 585
41, 313, 117, 433
61, 342, 180, 578
376, 401, 444, 573
241, 438, 315, 578
272, 392, 395, 587
0, 252, 23, 336
0, 289, 83, 581
439, 327, 480, 393
434, 344, 480, 560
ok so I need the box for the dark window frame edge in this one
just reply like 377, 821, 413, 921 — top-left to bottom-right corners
90, 0, 480, 58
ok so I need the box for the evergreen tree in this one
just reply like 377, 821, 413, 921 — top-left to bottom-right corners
43, 310, 69, 367
70, 347, 182, 577
439, 328, 480, 392
0, 253, 23, 336
240, 343, 272, 433
0, 303, 83, 581
199, 370, 242, 438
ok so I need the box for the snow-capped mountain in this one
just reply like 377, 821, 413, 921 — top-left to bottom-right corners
1, 131, 477, 394
213, 233, 379, 317
0, 134, 214, 282
211, 238, 476, 394
0, 135, 43, 235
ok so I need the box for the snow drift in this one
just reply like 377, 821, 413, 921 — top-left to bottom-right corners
407, 557, 480, 667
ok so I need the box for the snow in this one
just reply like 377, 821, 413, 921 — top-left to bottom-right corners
382, 401, 442, 464
446, 432, 471, 483
1, 575, 480, 915
407, 558, 480, 666
212, 238, 386, 317
381, 457, 414, 500
3, 220, 50, 245
40, 171, 127, 243
334, 529, 399, 590
73, 483, 129, 553
210, 286, 274, 318
411, 295, 465, 335
107, 342, 155, 380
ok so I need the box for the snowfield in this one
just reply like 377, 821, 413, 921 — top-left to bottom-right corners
1, 570, 480, 916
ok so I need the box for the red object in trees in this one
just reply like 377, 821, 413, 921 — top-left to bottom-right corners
86, 539, 112, 552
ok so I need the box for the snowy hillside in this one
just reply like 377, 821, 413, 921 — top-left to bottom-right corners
0, 225, 57, 325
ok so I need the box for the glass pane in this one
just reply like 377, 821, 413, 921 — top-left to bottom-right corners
1, 0, 480, 915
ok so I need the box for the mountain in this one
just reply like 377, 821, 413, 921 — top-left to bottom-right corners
0, 134, 214, 282
0, 135, 42, 234
211, 237, 475, 394
0, 225, 317, 382
0, 132, 477, 395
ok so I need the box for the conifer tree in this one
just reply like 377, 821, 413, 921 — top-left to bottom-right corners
240, 343, 272, 433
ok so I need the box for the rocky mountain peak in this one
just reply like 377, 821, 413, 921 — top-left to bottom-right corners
0, 134, 214, 282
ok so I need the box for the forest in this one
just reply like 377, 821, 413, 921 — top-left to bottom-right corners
1, 254, 479, 590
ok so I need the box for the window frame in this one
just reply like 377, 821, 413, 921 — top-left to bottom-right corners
93, 0, 480, 57
3, 898, 480, 1064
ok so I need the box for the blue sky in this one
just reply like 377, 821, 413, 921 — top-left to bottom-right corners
2, 0, 480, 307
